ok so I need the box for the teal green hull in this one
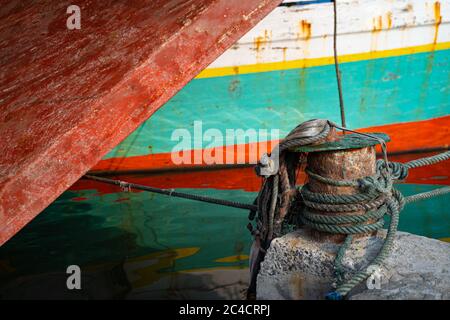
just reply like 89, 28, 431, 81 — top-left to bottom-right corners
1, 184, 448, 289
106, 49, 449, 158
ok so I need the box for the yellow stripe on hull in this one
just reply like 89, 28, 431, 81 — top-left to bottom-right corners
196, 42, 450, 79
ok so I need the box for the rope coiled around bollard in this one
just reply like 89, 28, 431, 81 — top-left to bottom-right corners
249, 119, 450, 299
300, 152, 450, 298
247, 119, 334, 298
298, 161, 406, 298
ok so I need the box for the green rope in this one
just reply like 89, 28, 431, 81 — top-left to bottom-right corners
300, 151, 450, 299
250, 119, 449, 300
299, 161, 406, 299
300, 215, 385, 234
334, 235, 353, 285
405, 186, 450, 204
405, 151, 450, 169
331, 197, 402, 298
302, 205, 387, 225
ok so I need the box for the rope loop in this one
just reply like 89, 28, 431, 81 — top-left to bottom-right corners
298, 159, 406, 298
249, 118, 450, 299
377, 160, 409, 181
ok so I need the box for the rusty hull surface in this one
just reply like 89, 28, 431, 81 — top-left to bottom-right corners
0, 0, 282, 245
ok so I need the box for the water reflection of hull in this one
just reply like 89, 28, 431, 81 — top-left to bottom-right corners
1, 248, 249, 300
1, 163, 448, 299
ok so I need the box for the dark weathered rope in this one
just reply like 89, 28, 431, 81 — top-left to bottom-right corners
84, 175, 257, 211
333, 0, 346, 128
254, 119, 333, 244
301, 150, 450, 299
303, 195, 386, 213
299, 167, 404, 299
405, 186, 450, 204
248, 119, 333, 298
250, 117, 450, 299
302, 185, 379, 204
329, 196, 401, 299
405, 151, 450, 169
302, 205, 387, 224
301, 215, 386, 234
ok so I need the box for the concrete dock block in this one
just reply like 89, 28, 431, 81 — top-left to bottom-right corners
256, 229, 450, 300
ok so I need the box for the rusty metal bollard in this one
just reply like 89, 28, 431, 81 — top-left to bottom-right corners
295, 131, 389, 243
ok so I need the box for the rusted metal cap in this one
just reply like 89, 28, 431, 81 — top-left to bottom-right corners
293, 133, 390, 153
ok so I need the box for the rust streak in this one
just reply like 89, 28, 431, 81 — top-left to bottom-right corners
253, 29, 271, 61
387, 11, 393, 29
298, 20, 312, 40
372, 15, 383, 32
254, 29, 270, 51
433, 1, 442, 44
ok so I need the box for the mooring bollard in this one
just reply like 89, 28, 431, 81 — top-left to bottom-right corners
306, 142, 376, 243
255, 131, 450, 300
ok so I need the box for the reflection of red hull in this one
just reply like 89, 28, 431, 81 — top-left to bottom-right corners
89, 116, 450, 174
72, 151, 449, 197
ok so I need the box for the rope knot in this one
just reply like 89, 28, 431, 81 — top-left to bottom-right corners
357, 174, 391, 194
377, 160, 409, 181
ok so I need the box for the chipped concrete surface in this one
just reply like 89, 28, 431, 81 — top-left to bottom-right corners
257, 229, 450, 300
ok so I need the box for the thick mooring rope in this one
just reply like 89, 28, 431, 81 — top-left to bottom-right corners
333, 0, 346, 128
299, 149, 450, 299
255, 119, 333, 242
84, 175, 257, 211
405, 151, 450, 169
247, 119, 333, 298
300, 161, 405, 299
249, 119, 450, 300
406, 186, 450, 204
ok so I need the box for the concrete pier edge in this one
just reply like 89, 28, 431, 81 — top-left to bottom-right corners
256, 229, 450, 300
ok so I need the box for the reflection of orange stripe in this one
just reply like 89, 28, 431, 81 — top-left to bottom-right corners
72, 151, 448, 195
90, 116, 450, 173
72, 167, 264, 194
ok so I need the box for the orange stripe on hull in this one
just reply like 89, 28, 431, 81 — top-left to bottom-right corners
91, 141, 280, 173
357, 115, 450, 153
90, 116, 450, 174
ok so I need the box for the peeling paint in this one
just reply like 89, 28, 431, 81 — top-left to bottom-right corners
0, 0, 284, 245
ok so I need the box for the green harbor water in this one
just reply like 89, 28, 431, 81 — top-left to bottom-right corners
0, 183, 448, 299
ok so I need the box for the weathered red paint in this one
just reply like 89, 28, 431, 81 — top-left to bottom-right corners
0, 0, 283, 245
